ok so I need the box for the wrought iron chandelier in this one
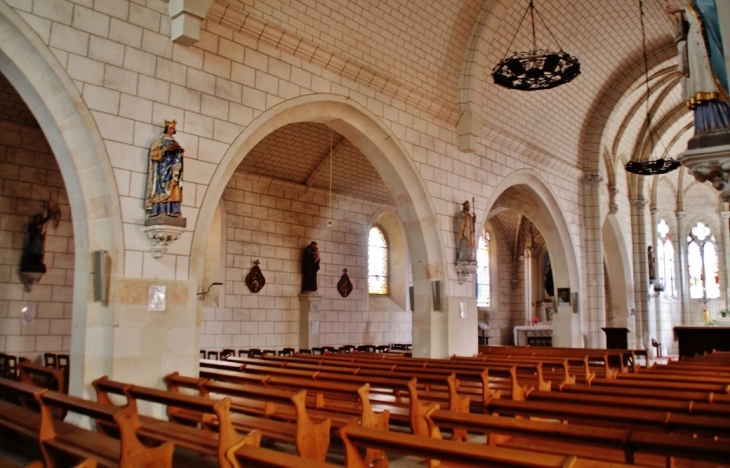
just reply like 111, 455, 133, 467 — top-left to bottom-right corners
625, 0, 680, 175
491, 0, 580, 91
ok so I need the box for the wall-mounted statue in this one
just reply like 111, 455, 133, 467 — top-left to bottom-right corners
456, 199, 477, 265
302, 241, 320, 293
21, 194, 61, 273
666, 1, 729, 140
145, 119, 184, 218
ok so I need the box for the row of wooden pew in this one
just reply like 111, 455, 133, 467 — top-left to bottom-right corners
198, 346, 730, 466
1, 347, 728, 467
0, 371, 632, 467
201, 344, 409, 360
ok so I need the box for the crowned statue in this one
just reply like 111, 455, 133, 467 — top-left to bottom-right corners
145, 119, 185, 220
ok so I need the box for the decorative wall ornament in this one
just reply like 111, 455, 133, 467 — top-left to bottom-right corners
337, 268, 353, 297
245, 260, 266, 293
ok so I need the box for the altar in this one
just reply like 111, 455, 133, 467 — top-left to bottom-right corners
513, 325, 553, 346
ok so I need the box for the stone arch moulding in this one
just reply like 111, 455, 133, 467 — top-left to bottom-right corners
484, 169, 580, 293
190, 94, 448, 356
0, 2, 123, 394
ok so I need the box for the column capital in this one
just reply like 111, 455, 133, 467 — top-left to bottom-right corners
583, 173, 604, 188
630, 197, 648, 210
722, 211, 730, 220
676, 211, 686, 220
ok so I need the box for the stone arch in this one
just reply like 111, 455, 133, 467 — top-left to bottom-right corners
190, 94, 445, 355
484, 169, 582, 345
484, 169, 579, 293
0, 2, 122, 393
603, 214, 635, 346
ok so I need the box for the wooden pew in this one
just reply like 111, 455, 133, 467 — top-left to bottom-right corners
424, 406, 730, 467
525, 387, 730, 417
169, 372, 385, 465
95, 376, 331, 463
484, 395, 730, 438
93, 376, 245, 467
201, 366, 467, 436
226, 439, 340, 468
337, 421, 634, 468
39, 390, 175, 468
19, 362, 66, 395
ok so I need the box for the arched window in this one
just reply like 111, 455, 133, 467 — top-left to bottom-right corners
687, 221, 720, 300
476, 232, 490, 307
655, 219, 676, 298
368, 226, 388, 294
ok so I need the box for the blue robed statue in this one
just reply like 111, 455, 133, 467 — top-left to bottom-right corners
667, 0, 729, 136
145, 119, 184, 217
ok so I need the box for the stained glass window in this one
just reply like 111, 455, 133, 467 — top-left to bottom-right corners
656, 219, 676, 298
368, 226, 388, 294
687, 221, 719, 300
476, 232, 490, 307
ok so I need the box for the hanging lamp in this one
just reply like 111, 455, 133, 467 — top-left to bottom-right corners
625, 0, 680, 175
491, 0, 580, 91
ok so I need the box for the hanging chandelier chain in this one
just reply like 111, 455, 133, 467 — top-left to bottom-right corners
501, 2, 532, 60
624, 0, 679, 175
530, 0, 536, 51
640, 0, 655, 150
532, 2, 564, 51
329, 127, 333, 221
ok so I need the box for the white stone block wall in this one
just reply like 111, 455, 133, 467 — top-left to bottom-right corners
0, 121, 73, 362
199, 171, 412, 352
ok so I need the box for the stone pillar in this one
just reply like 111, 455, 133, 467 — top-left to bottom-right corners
298, 293, 322, 349
583, 173, 606, 347
721, 211, 730, 308
524, 248, 533, 324
630, 196, 649, 349
676, 211, 690, 325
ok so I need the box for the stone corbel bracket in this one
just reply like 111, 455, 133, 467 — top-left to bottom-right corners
143, 224, 186, 258
456, 262, 477, 284
19, 271, 44, 292
169, 0, 214, 45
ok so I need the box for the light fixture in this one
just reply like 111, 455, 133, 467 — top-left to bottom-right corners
198, 282, 222, 300
491, 0, 580, 91
625, 0, 680, 175
326, 126, 334, 229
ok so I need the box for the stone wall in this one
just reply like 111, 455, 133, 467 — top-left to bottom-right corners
199, 172, 413, 351
0, 121, 73, 360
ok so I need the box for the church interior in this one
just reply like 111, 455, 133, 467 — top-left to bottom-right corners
0, 0, 729, 466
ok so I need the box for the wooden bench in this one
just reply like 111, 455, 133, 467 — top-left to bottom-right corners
484, 395, 730, 438
19, 362, 66, 395
93, 376, 244, 467
337, 421, 634, 468
424, 406, 730, 467
226, 437, 340, 468
0, 376, 174, 468
95, 375, 331, 463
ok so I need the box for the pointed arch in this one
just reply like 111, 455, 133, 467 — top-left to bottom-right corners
0, 2, 122, 393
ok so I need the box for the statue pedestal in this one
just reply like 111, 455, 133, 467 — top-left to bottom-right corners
299, 293, 321, 349
455, 262, 477, 284
144, 215, 187, 258
678, 138, 730, 201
